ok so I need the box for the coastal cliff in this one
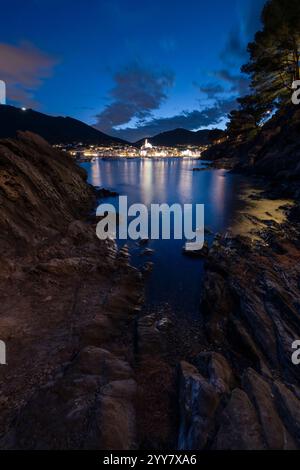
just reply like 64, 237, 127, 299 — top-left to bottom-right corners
178, 216, 300, 449
203, 105, 300, 197
1, 131, 300, 451
0, 133, 142, 449
180, 105, 300, 449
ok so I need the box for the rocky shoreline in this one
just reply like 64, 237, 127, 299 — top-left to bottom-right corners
0, 133, 145, 449
131, 169, 300, 449
1, 132, 300, 450
176, 103, 300, 449
177, 197, 300, 449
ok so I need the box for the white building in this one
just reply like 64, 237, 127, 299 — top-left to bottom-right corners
140, 139, 154, 157
143, 139, 153, 149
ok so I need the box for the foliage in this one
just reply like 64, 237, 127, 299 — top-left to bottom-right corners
226, 0, 300, 137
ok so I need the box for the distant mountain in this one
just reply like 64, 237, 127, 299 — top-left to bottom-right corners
135, 128, 225, 147
0, 105, 127, 146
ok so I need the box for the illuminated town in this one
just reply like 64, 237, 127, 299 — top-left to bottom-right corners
54, 139, 206, 159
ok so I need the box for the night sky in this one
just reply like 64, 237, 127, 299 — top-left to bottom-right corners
0, 0, 266, 141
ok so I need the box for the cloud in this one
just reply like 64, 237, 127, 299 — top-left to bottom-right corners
222, 0, 267, 63
196, 71, 249, 110
215, 70, 249, 95
196, 83, 225, 100
94, 62, 174, 133
93, 1, 266, 142
109, 98, 237, 142
223, 28, 246, 61
0, 42, 57, 107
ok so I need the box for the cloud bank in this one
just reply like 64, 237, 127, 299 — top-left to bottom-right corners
94, 62, 174, 133
0, 42, 57, 107
108, 99, 237, 142
94, 1, 266, 141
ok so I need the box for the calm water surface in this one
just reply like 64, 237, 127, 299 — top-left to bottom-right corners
80, 157, 256, 317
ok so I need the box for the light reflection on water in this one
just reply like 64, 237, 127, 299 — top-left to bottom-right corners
80, 157, 257, 317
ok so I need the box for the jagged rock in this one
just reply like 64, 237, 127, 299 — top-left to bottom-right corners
194, 352, 234, 395
96, 188, 118, 198
197, 212, 300, 450
202, 105, 300, 185
142, 261, 154, 275
137, 314, 163, 356
74, 347, 133, 381
156, 317, 174, 332
96, 393, 137, 450
273, 381, 300, 442
243, 369, 296, 449
79, 315, 117, 347
140, 248, 155, 256
207, 353, 234, 395
228, 316, 264, 370
178, 361, 219, 450
214, 388, 265, 450
201, 270, 236, 342
0, 133, 141, 450
182, 241, 209, 258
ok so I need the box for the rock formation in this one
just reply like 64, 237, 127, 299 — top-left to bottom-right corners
0, 133, 142, 449
177, 207, 300, 449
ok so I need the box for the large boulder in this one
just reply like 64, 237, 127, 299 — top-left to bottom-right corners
178, 361, 219, 450
214, 388, 265, 450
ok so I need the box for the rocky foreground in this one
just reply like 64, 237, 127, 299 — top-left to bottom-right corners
0, 133, 143, 449
178, 201, 300, 450
133, 197, 300, 450
1, 132, 300, 450
174, 104, 300, 450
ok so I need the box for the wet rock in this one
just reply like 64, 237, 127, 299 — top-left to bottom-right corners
178, 361, 219, 450
140, 248, 155, 256
96, 188, 119, 198
182, 241, 209, 258
156, 317, 174, 332
204, 227, 214, 235
142, 262, 154, 275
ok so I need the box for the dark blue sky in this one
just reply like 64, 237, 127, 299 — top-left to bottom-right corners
0, 0, 266, 141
